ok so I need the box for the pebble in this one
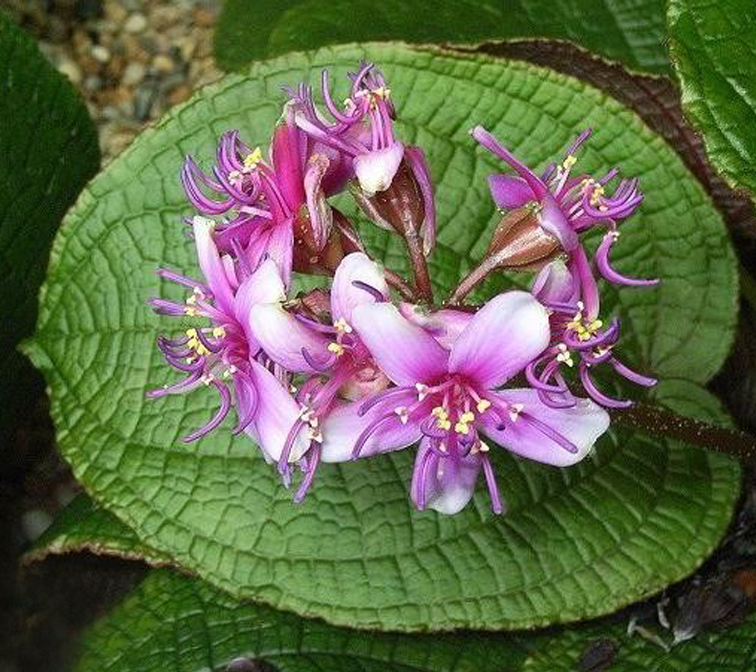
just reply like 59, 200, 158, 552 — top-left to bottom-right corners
124, 12, 147, 33
122, 61, 146, 86
5, 0, 224, 160
91, 44, 111, 63
57, 57, 83, 85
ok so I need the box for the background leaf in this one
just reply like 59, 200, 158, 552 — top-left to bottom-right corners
0, 11, 100, 437
215, 0, 670, 75
76, 568, 528, 672
25, 43, 739, 631
668, 0, 756, 201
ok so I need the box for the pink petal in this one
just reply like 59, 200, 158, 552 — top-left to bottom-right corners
352, 303, 449, 386
399, 303, 473, 351
531, 260, 577, 305
193, 216, 235, 315
482, 389, 609, 466
303, 153, 333, 250
246, 360, 309, 462
411, 438, 481, 514
331, 252, 389, 324
488, 174, 535, 209
354, 141, 404, 196
449, 291, 550, 388
270, 120, 305, 211
265, 218, 294, 286
249, 304, 331, 373
235, 258, 285, 319
320, 392, 422, 462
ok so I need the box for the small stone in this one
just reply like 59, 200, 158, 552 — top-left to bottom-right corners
74, 0, 103, 21
57, 58, 83, 85
104, 1, 128, 23
83, 74, 103, 91
122, 61, 146, 87
152, 54, 174, 73
91, 45, 111, 63
192, 7, 215, 27
124, 12, 147, 33
134, 84, 157, 121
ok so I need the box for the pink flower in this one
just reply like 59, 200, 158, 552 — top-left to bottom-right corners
320, 291, 609, 514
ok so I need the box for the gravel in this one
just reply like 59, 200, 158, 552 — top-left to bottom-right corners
2, 0, 223, 160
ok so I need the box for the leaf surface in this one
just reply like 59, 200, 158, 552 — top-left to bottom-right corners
26, 43, 740, 631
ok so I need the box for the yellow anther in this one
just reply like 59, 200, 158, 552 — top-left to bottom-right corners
454, 421, 470, 435
415, 383, 428, 400
478, 441, 490, 453
431, 406, 448, 420
186, 328, 198, 339
334, 318, 352, 333
201, 374, 214, 386
186, 294, 197, 305
588, 319, 603, 331
437, 418, 452, 431
184, 306, 197, 316
477, 399, 491, 413
212, 326, 226, 339
394, 407, 409, 424
243, 147, 262, 168
460, 411, 475, 424
562, 154, 577, 169
327, 342, 345, 356
590, 185, 605, 206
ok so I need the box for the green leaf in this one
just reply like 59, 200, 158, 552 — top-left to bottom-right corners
77, 569, 527, 672
215, 0, 671, 75
0, 11, 100, 434
669, 0, 756, 200
522, 613, 756, 671
24, 493, 171, 566
26, 43, 740, 631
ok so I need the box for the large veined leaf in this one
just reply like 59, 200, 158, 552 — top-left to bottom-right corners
73, 568, 756, 672
215, 0, 670, 74
76, 569, 527, 672
668, 0, 756, 201
24, 44, 739, 631
522, 613, 756, 671
0, 11, 99, 435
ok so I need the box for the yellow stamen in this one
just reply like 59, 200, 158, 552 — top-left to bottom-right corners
243, 147, 262, 168
334, 318, 352, 334
476, 399, 491, 413
437, 418, 452, 431
212, 326, 226, 338
460, 411, 475, 423
454, 421, 470, 435
562, 154, 577, 169
327, 342, 345, 356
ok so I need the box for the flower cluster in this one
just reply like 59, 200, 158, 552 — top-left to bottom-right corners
148, 62, 658, 515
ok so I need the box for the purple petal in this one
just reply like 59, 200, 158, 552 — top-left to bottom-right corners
249, 304, 331, 373
487, 174, 535, 209
531, 260, 577, 305
483, 389, 609, 466
352, 303, 449, 386
330, 252, 389, 324
449, 291, 550, 389
246, 360, 309, 462
411, 437, 481, 514
405, 146, 436, 255
320, 392, 422, 462
354, 141, 404, 196
235, 258, 286, 318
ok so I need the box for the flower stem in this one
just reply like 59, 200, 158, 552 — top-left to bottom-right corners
404, 231, 434, 304
612, 402, 756, 462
